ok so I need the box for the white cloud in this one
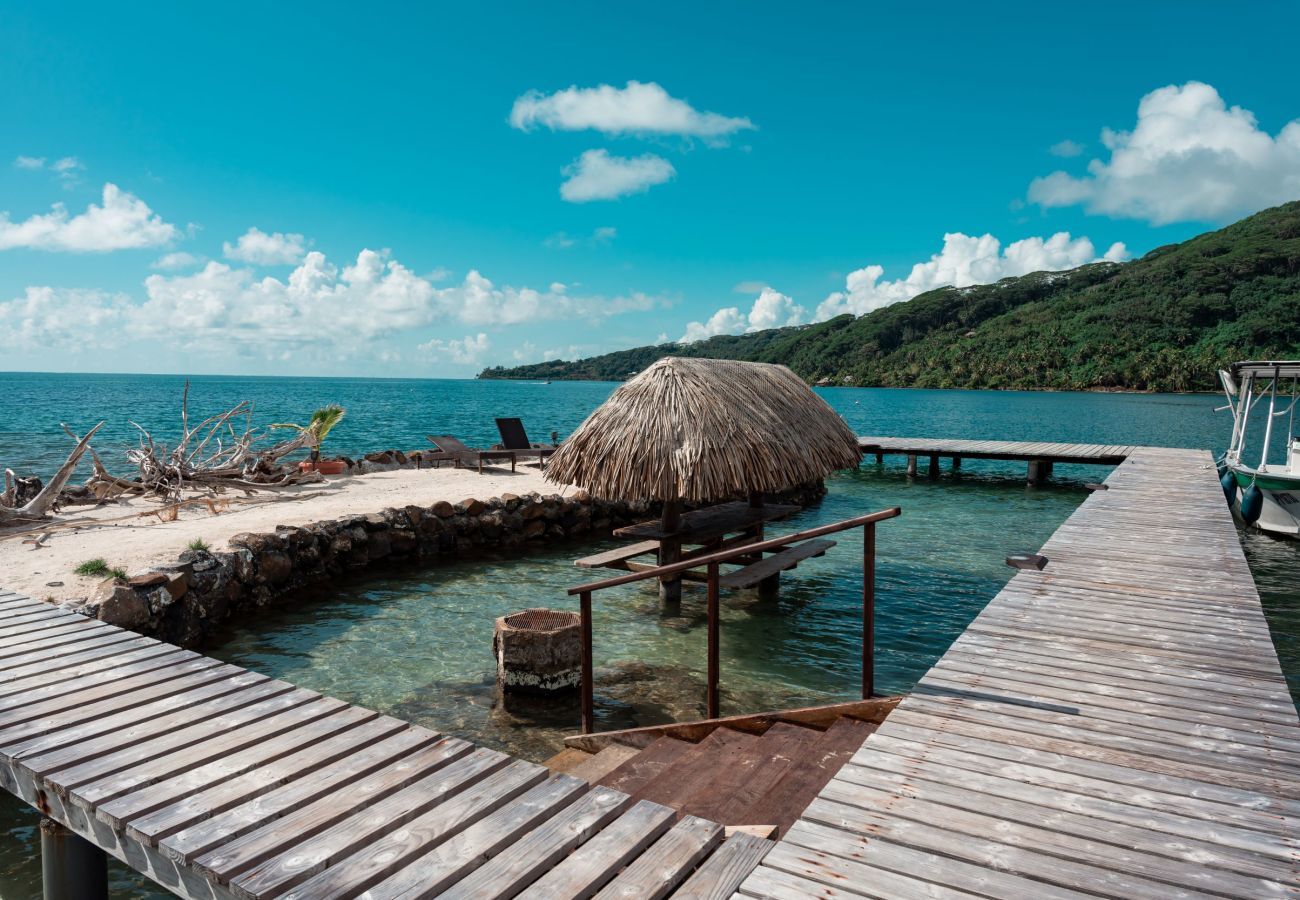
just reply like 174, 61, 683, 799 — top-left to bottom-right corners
511, 81, 754, 143
223, 227, 307, 265
560, 150, 675, 202
543, 225, 618, 249
0, 247, 662, 359
732, 280, 766, 294
1029, 81, 1300, 224
0, 183, 179, 252
679, 230, 1127, 341
680, 287, 805, 342
815, 231, 1122, 320
1049, 140, 1084, 158
419, 333, 490, 365
13, 156, 45, 170
151, 251, 201, 269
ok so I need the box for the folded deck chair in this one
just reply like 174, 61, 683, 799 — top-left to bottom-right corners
494, 418, 556, 468
425, 435, 517, 474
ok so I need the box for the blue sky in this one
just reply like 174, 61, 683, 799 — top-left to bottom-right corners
2, 2, 1298, 376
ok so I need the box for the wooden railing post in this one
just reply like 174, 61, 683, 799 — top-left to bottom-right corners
862, 522, 876, 700
707, 561, 720, 719
579, 590, 593, 734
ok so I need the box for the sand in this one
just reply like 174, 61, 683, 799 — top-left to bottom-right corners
0, 465, 568, 604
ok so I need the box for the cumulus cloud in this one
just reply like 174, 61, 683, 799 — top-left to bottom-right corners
0, 183, 179, 251
0, 246, 663, 358
678, 231, 1127, 342
151, 251, 201, 269
13, 156, 45, 170
680, 287, 805, 342
511, 81, 754, 143
419, 333, 490, 365
1029, 81, 1300, 224
560, 150, 675, 202
223, 227, 307, 265
815, 232, 1126, 320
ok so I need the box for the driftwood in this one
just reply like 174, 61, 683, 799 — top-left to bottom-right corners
0, 422, 105, 525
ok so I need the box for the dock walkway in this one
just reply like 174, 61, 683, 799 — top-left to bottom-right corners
0, 593, 762, 898
858, 435, 1135, 481
740, 447, 1300, 898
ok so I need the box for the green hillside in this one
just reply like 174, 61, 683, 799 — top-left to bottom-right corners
480, 201, 1300, 392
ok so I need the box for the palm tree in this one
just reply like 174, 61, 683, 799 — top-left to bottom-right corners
271, 404, 346, 464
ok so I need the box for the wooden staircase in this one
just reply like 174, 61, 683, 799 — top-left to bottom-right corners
546, 698, 897, 838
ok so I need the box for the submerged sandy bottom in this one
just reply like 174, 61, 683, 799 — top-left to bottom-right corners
0, 464, 566, 604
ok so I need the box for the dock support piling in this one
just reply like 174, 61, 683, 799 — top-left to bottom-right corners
906, 455, 917, 477
706, 562, 720, 719
41, 819, 106, 900
1027, 460, 1044, 485
874, 451, 883, 465
658, 500, 683, 608
928, 454, 940, 477
951, 456, 962, 472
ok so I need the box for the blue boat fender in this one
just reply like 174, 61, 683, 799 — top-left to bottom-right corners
1240, 483, 1264, 524
1220, 470, 1237, 505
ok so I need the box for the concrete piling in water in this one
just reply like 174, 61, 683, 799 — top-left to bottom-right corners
40, 819, 106, 900
493, 608, 582, 694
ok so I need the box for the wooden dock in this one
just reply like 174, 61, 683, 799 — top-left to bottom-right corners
859, 435, 1136, 481
740, 447, 1300, 898
0, 592, 769, 898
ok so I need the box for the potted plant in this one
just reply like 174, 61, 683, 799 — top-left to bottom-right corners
271, 405, 347, 475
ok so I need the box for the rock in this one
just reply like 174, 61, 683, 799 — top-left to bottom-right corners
258, 550, 293, 584
403, 505, 424, 528
98, 585, 149, 629
459, 498, 486, 517
128, 572, 168, 588
228, 532, 283, 553
230, 549, 257, 583
367, 532, 392, 560
521, 502, 546, 520
522, 520, 546, 539
432, 501, 456, 518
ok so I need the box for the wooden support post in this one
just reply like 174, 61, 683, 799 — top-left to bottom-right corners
40, 818, 106, 900
951, 455, 962, 472
579, 591, 593, 734
750, 491, 779, 600
874, 451, 883, 465
659, 500, 683, 608
1027, 460, 1043, 486
707, 561, 720, 719
1043, 461, 1054, 480
928, 454, 940, 477
862, 523, 876, 700
906, 454, 917, 476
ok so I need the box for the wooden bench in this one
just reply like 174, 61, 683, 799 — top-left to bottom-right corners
574, 540, 661, 569
719, 539, 836, 589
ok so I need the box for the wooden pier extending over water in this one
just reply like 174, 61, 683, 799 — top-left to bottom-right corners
2, 444, 1297, 898
741, 446, 1300, 898
859, 435, 1136, 481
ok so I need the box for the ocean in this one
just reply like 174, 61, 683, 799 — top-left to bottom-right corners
0, 372, 1295, 898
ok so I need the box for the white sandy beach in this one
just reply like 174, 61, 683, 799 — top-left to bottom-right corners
0, 466, 567, 605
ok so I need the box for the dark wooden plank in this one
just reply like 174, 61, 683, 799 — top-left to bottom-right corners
719, 539, 836, 589
575, 540, 661, 568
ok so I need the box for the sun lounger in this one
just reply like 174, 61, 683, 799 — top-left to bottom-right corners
494, 418, 556, 468
426, 435, 518, 474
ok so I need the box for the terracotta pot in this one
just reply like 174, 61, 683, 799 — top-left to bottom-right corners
299, 459, 347, 475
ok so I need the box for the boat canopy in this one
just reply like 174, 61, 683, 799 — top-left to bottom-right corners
1229, 361, 1300, 379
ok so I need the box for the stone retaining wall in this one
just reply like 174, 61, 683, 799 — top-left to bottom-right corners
76, 481, 826, 648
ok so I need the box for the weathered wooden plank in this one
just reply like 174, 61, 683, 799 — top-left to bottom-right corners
719, 539, 836, 589
517, 800, 675, 900
672, 832, 772, 900
594, 815, 723, 899
357, 772, 586, 900
575, 540, 661, 568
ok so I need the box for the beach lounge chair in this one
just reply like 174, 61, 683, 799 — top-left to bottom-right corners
495, 418, 557, 468
425, 435, 518, 474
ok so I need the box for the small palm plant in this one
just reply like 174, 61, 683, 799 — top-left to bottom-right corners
271, 404, 346, 464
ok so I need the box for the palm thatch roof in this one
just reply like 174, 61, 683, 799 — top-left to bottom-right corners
545, 357, 861, 502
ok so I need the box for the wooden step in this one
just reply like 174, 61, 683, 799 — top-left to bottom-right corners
680, 722, 822, 826
629, 728, 759, 810
543, 746, 593, 775
575, 540, 661, 569
738, 716, 877, 834
568, 743, 641, 784
597, 735, 693, 796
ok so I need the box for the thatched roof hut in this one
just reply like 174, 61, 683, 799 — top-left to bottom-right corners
545, 357, 861, 503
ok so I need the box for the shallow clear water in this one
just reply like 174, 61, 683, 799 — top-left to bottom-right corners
0, 376, 1296, 899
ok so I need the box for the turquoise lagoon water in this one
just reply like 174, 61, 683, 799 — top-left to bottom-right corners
0, 373, 1297, 898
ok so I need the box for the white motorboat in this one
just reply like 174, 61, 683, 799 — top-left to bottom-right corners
1219, 360, 1300, 538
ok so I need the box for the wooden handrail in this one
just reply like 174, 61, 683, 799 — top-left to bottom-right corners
567, 506, 902, 595
575, 505, 902, 734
